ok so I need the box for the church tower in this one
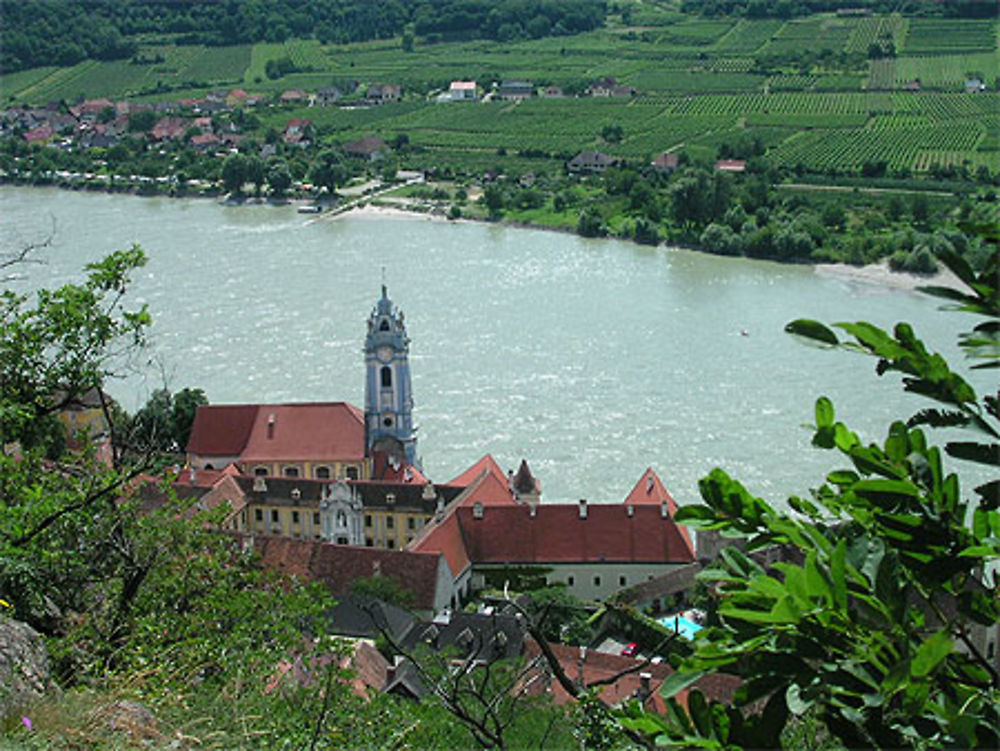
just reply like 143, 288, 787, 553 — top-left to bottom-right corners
364, 285, 419, 468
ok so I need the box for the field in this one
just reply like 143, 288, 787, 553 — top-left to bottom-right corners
763, 16, 854, 55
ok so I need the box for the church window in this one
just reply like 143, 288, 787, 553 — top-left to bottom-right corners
619, 575, 627, 586
292, 511, 300, 524
383, 417, 393, 427
365, 537, 374, 547
254, 509, 263, 522
386, 516, 394, 529
593, 576, 601, 587
254, 466, 268, 476
313, 512, 320, 525
381, 366, 392, 388
379, 319, 390, 331
407, 517, 416, 530
567, 576, 574, 586
271, 510, 279, 523
315, 466, 331, 479
336, 511, 347, 527
365, 514, 372, 527
290, 488, 301, 500
336, 536, 348, 545
283, 466, 300, 478
387, 538, 395, 549
346, 466, 359, 480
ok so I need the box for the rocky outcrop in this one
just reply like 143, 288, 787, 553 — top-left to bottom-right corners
0, 618, 51, 719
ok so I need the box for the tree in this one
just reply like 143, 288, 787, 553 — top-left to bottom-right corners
221, 152, 249, 196
267, 158, 292, 198
309, 149, 349, 194
245, 154, 266, 198
621, 245, 1000, 748
482, 184, 505, 219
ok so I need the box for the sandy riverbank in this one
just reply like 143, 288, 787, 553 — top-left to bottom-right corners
814, 260, 964, 293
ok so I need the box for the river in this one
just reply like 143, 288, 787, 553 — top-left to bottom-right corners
0, 186, 981, 506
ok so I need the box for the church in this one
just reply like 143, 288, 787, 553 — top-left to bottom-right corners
186, 284, 421, 483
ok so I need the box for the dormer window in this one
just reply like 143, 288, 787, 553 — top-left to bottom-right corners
386, 493, 396, 505
473, 502, 484, 519
290, 488, 301, 500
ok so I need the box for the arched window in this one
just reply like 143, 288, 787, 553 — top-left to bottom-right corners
336, 511, 347, 528
381, 366, 392, 388
346, 466, 359, 480
254, 467, 268, 477
315, 466, 331, 479
379, 319, 390, 331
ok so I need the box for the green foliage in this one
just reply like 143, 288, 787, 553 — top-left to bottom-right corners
623, 243, 1000, 749
0, 246, 149, 453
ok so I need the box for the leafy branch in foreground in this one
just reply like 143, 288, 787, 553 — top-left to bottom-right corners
620, 246, 1000, 749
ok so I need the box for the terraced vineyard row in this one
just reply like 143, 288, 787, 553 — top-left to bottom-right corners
845, 15, 906, 54
713, 19, 783, 53
769, 120, 984, 171
902, 18, 996, 54
764, 15, 853, 55
663, 91, 877, 116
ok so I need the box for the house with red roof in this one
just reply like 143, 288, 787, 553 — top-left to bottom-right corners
409, 465, 696, 602
252, 535, 456, 616
187, 402, 368, 481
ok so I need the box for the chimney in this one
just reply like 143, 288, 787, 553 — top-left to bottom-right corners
577, 646, 587, 685
435, 495, 445, 522
267, 413, 276, 440
639, 672, 652, 700
626, 503, 634, 517
660, 500, 669, 519
578, 499, 587, 519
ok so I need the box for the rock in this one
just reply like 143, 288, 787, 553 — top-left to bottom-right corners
102, 699, 159, 739
0, 618, 51, 719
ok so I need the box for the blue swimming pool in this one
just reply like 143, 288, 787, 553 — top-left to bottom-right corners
660, 615, 703, 640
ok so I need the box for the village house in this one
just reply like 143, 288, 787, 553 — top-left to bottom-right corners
448, 81, 477, 102
714, 159, 746, 173
280, 89, 309, 105
567, 151, 618, 173
282, 117, 312, 147
540, 85, 565, 98
344, 136, 389, 162
587, 77, 635, 98
226, 89, 249, 108
497, 80, 534, 101
316, 85, 343, 106
651, 152, 679, 174
366, 84, 402, 105
150, 116, 187, 141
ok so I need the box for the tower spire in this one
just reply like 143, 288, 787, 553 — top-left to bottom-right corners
364, 285, 419, 470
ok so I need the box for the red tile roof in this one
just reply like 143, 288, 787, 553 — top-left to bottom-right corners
409, 510, 471, 578
253, 536, 445, 611
454, 503, 695, 564
240, 403, 364, 462
446, 454, 508, 488
186, 402, 365, 463
186, 404, 260, 456
524, 641, 740, 713
623, 468, 694, 555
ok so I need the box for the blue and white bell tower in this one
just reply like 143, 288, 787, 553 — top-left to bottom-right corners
364, 285, 419, 468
